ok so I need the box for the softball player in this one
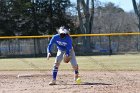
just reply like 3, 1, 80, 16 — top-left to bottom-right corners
47, 26, 79, 85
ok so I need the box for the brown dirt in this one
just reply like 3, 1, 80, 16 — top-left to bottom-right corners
0, 71, 140, 93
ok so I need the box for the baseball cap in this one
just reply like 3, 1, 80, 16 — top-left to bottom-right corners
57, 26, 69, 34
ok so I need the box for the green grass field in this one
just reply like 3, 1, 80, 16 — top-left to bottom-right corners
0, 54, 140, 71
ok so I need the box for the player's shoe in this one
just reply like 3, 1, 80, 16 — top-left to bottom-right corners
74, 74, 79, 81
49, 80, 56, 85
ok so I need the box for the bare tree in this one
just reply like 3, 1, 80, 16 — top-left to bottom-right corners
132, 0, 140, 51
132, 0, 140, 31
77, 0, 94, 52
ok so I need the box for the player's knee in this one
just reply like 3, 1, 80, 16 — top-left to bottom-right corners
53, 63, 60, 72
54, 62, 60, 68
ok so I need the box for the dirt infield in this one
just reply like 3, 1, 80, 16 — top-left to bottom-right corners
0, 71, 140, 93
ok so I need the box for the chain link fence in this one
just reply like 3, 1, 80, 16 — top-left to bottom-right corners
0, 35, 140, 58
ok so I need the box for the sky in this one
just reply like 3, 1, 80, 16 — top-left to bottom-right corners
70, 0, 139, 12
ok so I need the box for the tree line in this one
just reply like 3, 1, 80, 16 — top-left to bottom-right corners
0, 0, 139, 36
0, 0, 140, 57
0, 0, 75, 36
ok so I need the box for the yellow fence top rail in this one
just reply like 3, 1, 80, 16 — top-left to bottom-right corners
0, 32, 140, 39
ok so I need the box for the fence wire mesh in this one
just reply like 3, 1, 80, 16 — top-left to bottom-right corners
0, 34, 140, 57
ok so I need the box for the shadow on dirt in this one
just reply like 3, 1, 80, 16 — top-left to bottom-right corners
70, 82, 112, 86
59, 82, 112, 85
80, 82, 112, 85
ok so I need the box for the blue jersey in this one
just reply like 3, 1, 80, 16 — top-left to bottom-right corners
47, 34, 72, 56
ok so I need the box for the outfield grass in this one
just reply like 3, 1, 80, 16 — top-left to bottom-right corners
0, 54, 140, 71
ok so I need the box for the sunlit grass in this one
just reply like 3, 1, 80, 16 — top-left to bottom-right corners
0, 54, 140, 71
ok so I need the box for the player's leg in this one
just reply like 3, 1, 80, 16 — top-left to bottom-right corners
73, 65, 79, 81
49, 50, 64, 85
70, 48, 79, 81
49, 62, 60, 85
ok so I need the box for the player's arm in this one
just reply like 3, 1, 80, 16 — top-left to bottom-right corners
66, 37, 72, 56
47, 35, 55, 60
64, 38, 72, 63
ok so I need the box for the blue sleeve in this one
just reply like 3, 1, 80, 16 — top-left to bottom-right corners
47, 35, 55, 53
66, 37, 72, 56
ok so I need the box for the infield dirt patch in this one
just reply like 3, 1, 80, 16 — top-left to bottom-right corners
0, 71, 140, 93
